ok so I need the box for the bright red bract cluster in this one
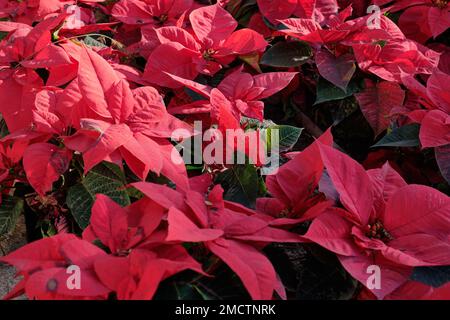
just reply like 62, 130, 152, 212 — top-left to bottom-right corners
0, 0, 449, 301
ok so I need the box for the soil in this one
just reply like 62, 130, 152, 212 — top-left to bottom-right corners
0, 215, 27, 299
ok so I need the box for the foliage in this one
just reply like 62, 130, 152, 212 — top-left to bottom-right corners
0, 0, 449, 301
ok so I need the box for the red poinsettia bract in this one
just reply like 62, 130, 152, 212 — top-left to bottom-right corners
304, 144, 450, 299
143, 4, 268, 88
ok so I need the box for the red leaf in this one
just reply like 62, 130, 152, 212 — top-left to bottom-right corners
367, 162, 407, 214
428, 7, 450, 39
252, 72, 298, 99
221, 28, 268, 55
304, 208, 361, 256
355, 80, 405, 136
207, 239, 277, 300
436, 144, 450, 184
89, 194, 129, 253
319, 144, 374, 225
77, 120, 134, 173
383, 185, 450, 239
78, 45, 120, 119
23, 143, 72, 196
419, 110, 450, 148
143, 43, 198, 88
316, 50, 355, 91
426, 69, 450, 113
256, 0, 297, 23
339, 254, 411, 300
189, 4, 237, 44
0, 234, 77, 273
166, 207, 223, 242
25, 268, 109, 299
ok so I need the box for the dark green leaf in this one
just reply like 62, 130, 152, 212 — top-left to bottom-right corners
262, 16, 286, 31
315, 77, 361, 105
435, 144, 450, 185
186, 164, 204, 171
0, 31, 8, 42
0, 118, 9, 138
184, 87, 206, 102
411, 266, 450, 288
67, 162, 130, 229
261, 41, 312, 67
266, 125, 303, 153
0, 196, 24, 236
295, 246, 358, 300
155, 263, 250, 300
372, 124, 420, 148
266, 243, 358, 300
83, 36, 108, 48
156, 282, 208, 300
215, 165, 260, 208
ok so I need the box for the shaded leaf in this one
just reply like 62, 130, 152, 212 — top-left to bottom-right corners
155, 263, 250, 300
295, 245, 358, 300
0, 117, 8, 138
372, 124, 420, 148
0, 196, 24, 237
216, 165, 260, 208
435, 144, 450, 184
266, 243, 358, 300
315, 77, 361, 105
355, 80, 405, 136
67, 162, 130, 229
239, 53, 262, 73
265, 125, 303, 153
316, 51, 355, 92
260, 41, 312, 67
82, 36, 108, 48
23, 143, 72, 196
411, 266, 450, 288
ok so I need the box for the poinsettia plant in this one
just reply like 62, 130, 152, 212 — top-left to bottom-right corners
0, 0, 449, 301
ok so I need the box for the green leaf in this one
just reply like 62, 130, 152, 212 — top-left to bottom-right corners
0, 31, 8, 41
267, 244, 358, 300
0, 117, 9, 138
372, 124, 420, 148
186, 164, 204, 171
154, 263, 250, 300
82, 36, 108, 48
295, 245, 358, 300
265, 125, 303, 153
155, 281, 208, 300
67, 162, 130, 229
0, 196, 24, 236
260, 41, 312, 67
241, 117, 275, 129
174, 282, 215, 300
229, 0, 257, 26
411, 266, 450, 288
435, 144, 450, 185
184, 87, 206, 102
215, 165, 260, 208
315, 77, 361, 105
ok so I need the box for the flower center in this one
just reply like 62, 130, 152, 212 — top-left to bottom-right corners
202, 48, 217, 61
365, 220, 393, 242
278, 208, 290, 218
153, 14, 168, 25
432, 0, 449, 9
116, 248, 131, 257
